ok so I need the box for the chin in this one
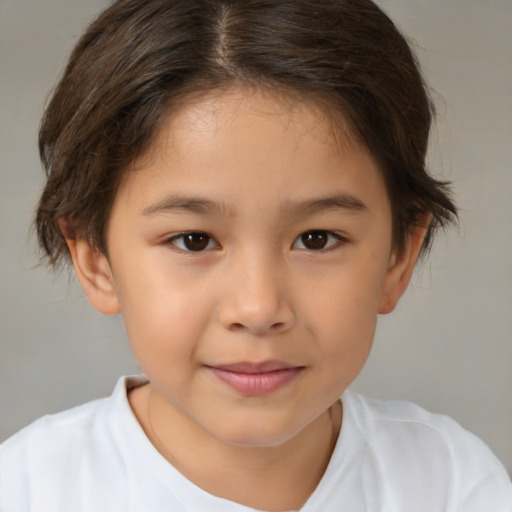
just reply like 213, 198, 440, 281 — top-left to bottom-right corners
210, 418, 300, 449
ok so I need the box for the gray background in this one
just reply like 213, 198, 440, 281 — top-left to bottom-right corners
1, 0, 511, 475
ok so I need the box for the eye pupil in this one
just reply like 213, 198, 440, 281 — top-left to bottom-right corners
184, 232, 210, 251
301, 231, 328, 250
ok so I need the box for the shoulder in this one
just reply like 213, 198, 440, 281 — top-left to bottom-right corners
0, 393, 109, 455
0, 376, 145, 458
343, 389, 497, 459
0, 397, 104, 509
344, 389, 469, 438
0, 376, 145, 511
0, 394, 110, 475
341, 390, 512, 510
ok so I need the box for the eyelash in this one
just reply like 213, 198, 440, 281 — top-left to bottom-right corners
165, 232, 219, 252
292, 231, 347, 251
164, 230, 348, 253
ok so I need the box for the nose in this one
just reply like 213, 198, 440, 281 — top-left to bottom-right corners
218, 251, 295, 336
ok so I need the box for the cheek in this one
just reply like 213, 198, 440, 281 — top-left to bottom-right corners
317, 294, 377, 372
301, 255, 387, 371
312, 295, 377, 395
112, 257, 215, 363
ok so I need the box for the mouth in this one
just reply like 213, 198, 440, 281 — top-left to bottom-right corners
205, 361, 305, 396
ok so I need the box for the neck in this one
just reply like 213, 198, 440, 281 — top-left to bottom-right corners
129, 384, 342, 511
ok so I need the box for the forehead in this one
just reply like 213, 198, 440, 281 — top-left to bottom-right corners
115, 87, 389, 218
139, 87, 350, 165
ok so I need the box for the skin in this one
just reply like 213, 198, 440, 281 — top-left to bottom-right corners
65, 88, 428, 511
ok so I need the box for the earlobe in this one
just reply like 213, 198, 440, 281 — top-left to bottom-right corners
378, 214, 431, 314
63, 233, 121, 316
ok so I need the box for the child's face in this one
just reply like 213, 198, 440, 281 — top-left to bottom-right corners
78, 88, 420, 448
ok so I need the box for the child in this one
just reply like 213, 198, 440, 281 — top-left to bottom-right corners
1, 0, 511, 510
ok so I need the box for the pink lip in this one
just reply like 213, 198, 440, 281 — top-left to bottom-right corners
206, 361, 304, 396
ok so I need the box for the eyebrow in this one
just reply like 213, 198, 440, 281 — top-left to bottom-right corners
281, 194, 368, 216
141, 193, 367, 217
142, 195, 234, 217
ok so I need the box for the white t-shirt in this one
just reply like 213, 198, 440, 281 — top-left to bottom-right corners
0, 376, 511, 512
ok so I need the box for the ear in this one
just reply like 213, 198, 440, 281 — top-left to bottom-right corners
59, 219, 121, 315
378, 214, 431, 314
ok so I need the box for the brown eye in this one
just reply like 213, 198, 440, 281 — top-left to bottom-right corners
184, 233, 210, 251
301, 231, 328, 249
293, 230, 342, 251
169, 232, 217, 252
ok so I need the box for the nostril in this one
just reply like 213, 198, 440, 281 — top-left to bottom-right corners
228, 321, 285, 333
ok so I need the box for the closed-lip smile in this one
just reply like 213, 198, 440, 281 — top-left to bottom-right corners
205, 360, 305, 395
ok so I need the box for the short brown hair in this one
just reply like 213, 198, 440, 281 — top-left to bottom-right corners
36, 0, 456, 267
